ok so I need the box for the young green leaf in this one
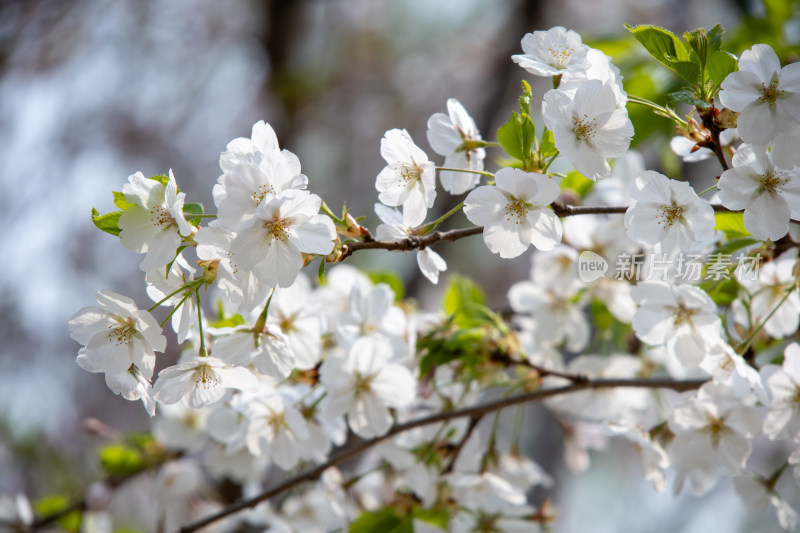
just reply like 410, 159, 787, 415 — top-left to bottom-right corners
183, 202, 205, 226
707, 50, 738, 87
91, 208, 123, 236
714, 211, 751, 239
99, 443, 145, 477
112, 191, 134, 210
496, 111, 535, 162
625, 24, 701, 84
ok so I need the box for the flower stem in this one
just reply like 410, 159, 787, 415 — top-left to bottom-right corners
542, 151, 560, 173
697, 184, 719, 197
417, 202, 465, 235
627, 96, 688, 127
736, 284, 796, 354
148, 282, 197, 312
159, 283, 200, 328
195, 290, 207, 357
435, 166, 495, 178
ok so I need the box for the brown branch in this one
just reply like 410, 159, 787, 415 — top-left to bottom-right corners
178, 376, 707, 533
340, 226, 483, 259
338, 203, 732, 259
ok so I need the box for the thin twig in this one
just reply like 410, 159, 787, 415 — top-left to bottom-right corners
178, 376, 707, 533
441, 414, 483, 475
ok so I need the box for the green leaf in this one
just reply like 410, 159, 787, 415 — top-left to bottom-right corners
684, 28, 709, 71
666, 88, 710, 109
705, 24, 725, 55
34, 495, 81, 533
150, 174, 170, 186
496, 111, 535, 162
99, 444, 145, 477
443, 274, 487, 323
112, 191, 134, 210
625, 24, 700, 83
707, 51, 738, 87
714, 211, 750, 239
91, 208, 123, 236
183, 202, 204, 226
364, 271, 404, 302
350, 508, 412, 533
539, 129, 557, 159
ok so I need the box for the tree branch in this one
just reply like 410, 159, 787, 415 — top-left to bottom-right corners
178, 376, 707, 533
339, 202, 731, 259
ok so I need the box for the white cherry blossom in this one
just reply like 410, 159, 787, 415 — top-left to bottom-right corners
668, 383, 762, 495
375, 128, 436, 227
214, 121, 308, 232
240, 389, 310, 470
152, 356, 259, 409
719, 44, 800, 145
717, 143, 800, 241
69, 289, 166, 379
463, 167, 562, 258
230, 188, 336, 288
320, 337, 416, 439
426, 98, 485, 194
542, 80, 634, 181
624, 171, 716, 253
267, 275, 325, 370
118, 170, 194, 272
631, 281, 722, 368
512, 26, 591, 78
212, 325, 295, 379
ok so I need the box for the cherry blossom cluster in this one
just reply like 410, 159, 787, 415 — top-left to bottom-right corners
39, 23, 800, 533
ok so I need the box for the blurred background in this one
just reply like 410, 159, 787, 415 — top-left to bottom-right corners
0, 0, 798, 531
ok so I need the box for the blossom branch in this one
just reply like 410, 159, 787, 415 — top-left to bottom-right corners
179, 376, 707, 533
338, 202, 731, 259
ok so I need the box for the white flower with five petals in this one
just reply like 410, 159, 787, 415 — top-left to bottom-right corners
118, 170, 194, 272
719, 44, 800, 145
624, 171, 716, 253
152, 356, 259, 409
230, 188, 336, 288
464, 168, 562, 258
717, 143, 800, 241
320, 337, 416, 439
375, 129, 436, 227
70, 290, 166, 379
511, 26, 591, 78
542, 80, 634, 181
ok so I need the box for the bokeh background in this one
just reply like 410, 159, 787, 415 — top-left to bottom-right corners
1, 0, 798, 531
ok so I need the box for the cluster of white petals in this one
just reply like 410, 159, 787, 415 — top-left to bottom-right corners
64, 28, 800, 533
